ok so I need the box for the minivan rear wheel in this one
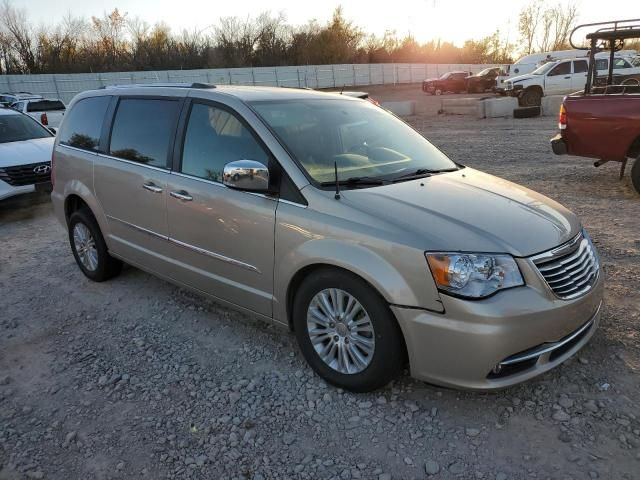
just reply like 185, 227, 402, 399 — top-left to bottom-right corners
68, 208, 122, 282
293, 268, 405, 392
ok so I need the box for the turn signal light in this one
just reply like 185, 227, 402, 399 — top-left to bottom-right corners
40, 112, 48, 125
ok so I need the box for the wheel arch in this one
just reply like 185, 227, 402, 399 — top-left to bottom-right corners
285, 262, 410, 362
626, 135, 640, 159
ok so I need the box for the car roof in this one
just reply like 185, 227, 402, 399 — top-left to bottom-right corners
79, 84, 364, 103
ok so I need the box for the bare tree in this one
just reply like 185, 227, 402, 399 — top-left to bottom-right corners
518, 1, 579, 55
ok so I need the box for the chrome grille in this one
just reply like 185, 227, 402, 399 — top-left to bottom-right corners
531, 233, 599, 300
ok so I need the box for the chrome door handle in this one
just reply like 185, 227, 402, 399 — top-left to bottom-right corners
170, 190, 193, 201
143, 182, 163, 193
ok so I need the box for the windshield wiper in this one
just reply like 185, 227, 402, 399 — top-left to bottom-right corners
392, 167, 458, 182
320, 176, 388, 187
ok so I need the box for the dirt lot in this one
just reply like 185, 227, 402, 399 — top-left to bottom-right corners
1, 91, 639, 480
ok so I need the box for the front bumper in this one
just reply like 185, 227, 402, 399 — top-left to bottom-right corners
550, 133, 568, 155
0, 179, 35, 201
392, 267, 604, 390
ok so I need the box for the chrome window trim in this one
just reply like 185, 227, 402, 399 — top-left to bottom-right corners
171, 171, 225, 187
106, 215, 260, 273
278, 198, 308, 209
170, 171, 279, 203
96, 151, 170, 173
58, 143, 99, 155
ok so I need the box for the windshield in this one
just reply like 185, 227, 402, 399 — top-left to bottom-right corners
477, 68, 493, 76
251, 99, 457, 185
532, 62, 556, 75
439, 72, 451, 79
0, 114, 52, 143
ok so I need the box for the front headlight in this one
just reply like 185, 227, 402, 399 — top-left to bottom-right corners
425, 253, 524, 299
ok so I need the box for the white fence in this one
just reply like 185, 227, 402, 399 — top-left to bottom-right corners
0, 63, 494, 103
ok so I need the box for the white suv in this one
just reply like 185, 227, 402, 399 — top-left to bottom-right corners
505, 56, 640, 106
0, 107, 55, 200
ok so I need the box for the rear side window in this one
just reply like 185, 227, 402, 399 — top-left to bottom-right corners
58, 96, 110, 151
27, 100, 65, 112
595, 59, 608, 71
109, 99, 179, 168
573, 60, 588, 73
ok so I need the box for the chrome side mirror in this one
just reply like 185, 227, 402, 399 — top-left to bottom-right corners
223, 160, 270, 192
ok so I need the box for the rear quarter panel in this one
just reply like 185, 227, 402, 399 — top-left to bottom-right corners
564, 95, 640, 161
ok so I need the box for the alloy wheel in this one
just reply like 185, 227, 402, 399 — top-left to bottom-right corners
306, 288, 375, 374
73, 222, 99, 271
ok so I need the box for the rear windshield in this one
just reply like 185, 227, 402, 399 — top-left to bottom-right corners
26, 100, 65, 112
0, 114, 52, 143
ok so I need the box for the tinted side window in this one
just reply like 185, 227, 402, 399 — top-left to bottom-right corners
595, 59, 608, 71
109, 99, 179, 168
548, 62, 571, 76
573, 60, 588, 73
58, 96, 110, 151
181, 103, 269, 182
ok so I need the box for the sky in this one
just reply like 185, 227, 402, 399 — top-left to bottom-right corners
15, 0, 640, 47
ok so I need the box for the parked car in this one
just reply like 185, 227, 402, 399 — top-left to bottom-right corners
11, 98, 66, 129
505, 55, 640, 106
495, 49, 637, 94
0, 107, 55, 201
422, 71, 471, 95
52, 84, 603, 392
0, 92, 42, 107
465, 67, 502, 93
551, 18, 640, 194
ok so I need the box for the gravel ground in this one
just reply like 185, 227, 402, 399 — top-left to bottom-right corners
1, 105, 639, 480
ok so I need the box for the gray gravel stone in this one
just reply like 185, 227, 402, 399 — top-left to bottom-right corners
425, 460, 440, 475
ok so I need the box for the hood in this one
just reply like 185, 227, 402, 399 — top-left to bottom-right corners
423, 78, 439, 83
508, 74, 535, 85
341, 168, 580, 257
0, 137, 54, 168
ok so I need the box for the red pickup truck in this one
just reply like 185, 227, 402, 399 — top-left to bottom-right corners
550, 19, 640, 194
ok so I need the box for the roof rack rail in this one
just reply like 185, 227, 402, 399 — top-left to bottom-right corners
570, 18, 640, 49
99, 82, 216, 90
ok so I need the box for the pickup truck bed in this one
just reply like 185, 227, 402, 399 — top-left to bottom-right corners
551, 91, 640, 192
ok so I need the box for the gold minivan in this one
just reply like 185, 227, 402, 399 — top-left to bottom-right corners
51, 84, 603, 392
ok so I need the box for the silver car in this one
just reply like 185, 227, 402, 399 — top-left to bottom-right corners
51, 84, 603, 392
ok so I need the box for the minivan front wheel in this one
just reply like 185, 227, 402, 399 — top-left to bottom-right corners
293, 269, 405, 392
68, 209, 122, 282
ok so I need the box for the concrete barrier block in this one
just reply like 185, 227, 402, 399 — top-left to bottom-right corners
483, 97, 519, 118
440, 97, 484, 117
380, 101, 416, 116
541, 95, 565, 116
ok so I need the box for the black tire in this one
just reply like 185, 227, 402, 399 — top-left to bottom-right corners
631, 157, 640, 194
513, 106, 541, 118
519, 88, 542, 107
292, 268, 405, 392
68, 208, 122, 282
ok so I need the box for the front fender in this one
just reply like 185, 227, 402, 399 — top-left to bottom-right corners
272, 209, 444, 324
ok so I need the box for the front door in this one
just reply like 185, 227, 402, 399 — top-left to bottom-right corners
166, 100, 276, 316
545, 61, 573, 95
